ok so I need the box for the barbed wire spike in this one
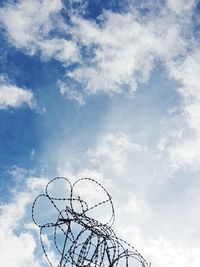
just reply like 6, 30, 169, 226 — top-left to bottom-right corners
32, 177, 151, 267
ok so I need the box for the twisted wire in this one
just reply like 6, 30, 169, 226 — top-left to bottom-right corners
32, 177, 150, 267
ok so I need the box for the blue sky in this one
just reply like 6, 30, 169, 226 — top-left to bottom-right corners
1, 0, 200, 266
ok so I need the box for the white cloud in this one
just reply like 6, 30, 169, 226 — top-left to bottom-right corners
67, 9, 185, 96
0, 0, 62, 50
169, 51, 200, 131
1, 1, 187, 96
0, 75, 35, 110
10, 165, 33, 184
0, 0, 79, 64
145, 237, 200, 267
114, 223, 200, 267
2, 0, 199, 169
159, 50, 200, 168
58, 80, 85, 105
87, 132, 147, 175
39, 38, 79, 63
69, 13, 156, 95
0, 176, 49, 267
167, 0, 194, 14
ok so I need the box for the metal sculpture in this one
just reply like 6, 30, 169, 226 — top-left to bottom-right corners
32, 177, 150, 267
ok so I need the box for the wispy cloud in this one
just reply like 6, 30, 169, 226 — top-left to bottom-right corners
158, 49, 200, 168
0, 174, 49, 267
0, 74, 35, 109
0, 0, 79, 64
87, 132, 147, 175
68, 10, 184, 96
58, 80, 85, 105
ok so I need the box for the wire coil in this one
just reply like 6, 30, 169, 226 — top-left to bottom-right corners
32, 177, 150, 267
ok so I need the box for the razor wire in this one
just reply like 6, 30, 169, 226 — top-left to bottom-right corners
32, 177, 151, 267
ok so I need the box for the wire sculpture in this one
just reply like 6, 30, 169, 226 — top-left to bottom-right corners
32, 177, 150, 267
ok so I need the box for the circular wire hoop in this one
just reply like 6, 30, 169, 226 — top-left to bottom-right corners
32, 177, 150, 267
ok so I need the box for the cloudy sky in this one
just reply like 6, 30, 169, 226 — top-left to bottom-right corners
1, 0, 200, 266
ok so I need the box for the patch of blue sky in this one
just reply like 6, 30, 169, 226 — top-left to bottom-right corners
191, 1, 200, 38
0, 56, 111, 200
38, 93, 111, 173
83, 0, 165, 18
85, 0, 128, 16
0, 0, 6, 8
71, 0, 129, 20
0, 0, 185, 198
0, 107, 39, 193
0, 29, 8, 69
0, 29, 181, 200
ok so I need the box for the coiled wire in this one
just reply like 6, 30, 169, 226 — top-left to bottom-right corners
32, 177, 150, 267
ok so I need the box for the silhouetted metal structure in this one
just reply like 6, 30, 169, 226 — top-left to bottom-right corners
32, 177, 150, 267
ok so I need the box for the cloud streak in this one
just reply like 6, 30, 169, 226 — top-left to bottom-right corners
0, 75, 35, 109
0, 0, 79, 64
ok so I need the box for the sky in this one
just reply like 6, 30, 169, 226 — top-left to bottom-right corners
0, 0, 200, 266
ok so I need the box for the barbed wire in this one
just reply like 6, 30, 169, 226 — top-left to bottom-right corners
32, 177, 151, 267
